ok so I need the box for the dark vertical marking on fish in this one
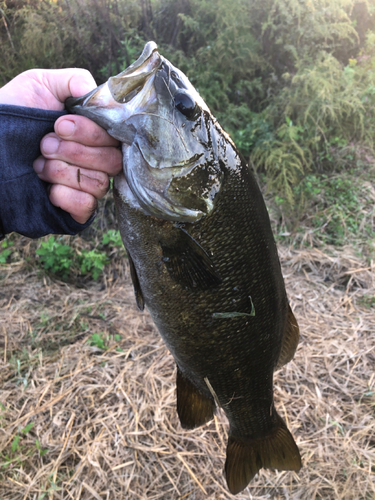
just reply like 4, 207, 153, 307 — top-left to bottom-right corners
126, 249, 145, 311
177, 367, 216, 429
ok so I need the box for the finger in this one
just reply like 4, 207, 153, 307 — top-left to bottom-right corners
49, 184, 98, 224
34, 157, 110, 200
55, 115, 120, 148
40, 133, 123, 176
0, 68, 97, 110
44, 68, 97, 103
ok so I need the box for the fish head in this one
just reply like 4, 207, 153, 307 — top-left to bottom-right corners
66, 42, 224, 222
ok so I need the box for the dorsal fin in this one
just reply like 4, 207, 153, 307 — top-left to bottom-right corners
275, 304, 299, 370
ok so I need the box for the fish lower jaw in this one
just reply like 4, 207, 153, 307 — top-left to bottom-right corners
114, 173, 142, 211
115, 171, 206, 222
83, 82, 122, 109
140, 195, 205, 222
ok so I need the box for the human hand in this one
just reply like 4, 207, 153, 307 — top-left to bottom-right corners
34, 113, 122, 224
0, 69, 122, 224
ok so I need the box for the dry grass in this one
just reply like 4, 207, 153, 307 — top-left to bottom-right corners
0, 241, 374, 499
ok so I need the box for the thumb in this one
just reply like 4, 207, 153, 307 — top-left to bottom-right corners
44, 68, 97, 104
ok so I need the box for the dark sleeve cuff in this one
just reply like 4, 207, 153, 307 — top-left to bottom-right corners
0, 104, 95, 238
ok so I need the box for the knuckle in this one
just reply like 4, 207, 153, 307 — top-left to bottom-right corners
94, 172, 109, 192
95, 173, 110, 195
81, 192, 97, 213
90, 125, 105, 143
45, 160, 68, 181
78, 68, 93, 81
23, 69, 41, 81
64, 141, 86, 163
76, 169, 109, 197
102, 148, 123, 175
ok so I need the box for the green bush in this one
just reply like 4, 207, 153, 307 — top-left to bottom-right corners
0, 239, 13, 263
101, 229, 123, 248
289, 172, 375, 246
36, 237, 73, 277
78, 250, 109, 280
35, 230, 123, 280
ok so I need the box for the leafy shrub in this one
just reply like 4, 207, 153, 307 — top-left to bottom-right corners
101, 229, 123, 248
88, 332, 123, 350
36, 237, 73, 277
78, 250, 109, 280
35, 230, 123, 280
0, 421, 48, 472
292, 173, 375, 246
0, 239, 13, 264
88, 332, 107, 350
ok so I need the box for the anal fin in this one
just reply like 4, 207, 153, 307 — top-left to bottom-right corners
177, 367, 215, 429
225, 411, 301, 495
275, 304, 299, 370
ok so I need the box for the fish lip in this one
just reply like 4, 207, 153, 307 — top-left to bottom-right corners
117, 41, 159, 77
65, 41, 162, 111
108, 42, 162, 103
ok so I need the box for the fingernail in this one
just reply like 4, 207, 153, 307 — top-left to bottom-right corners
56, 119, 75, 138
33, 157, 45, 174
41, 137, 59, 155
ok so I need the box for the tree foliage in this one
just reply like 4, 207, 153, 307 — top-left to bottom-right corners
1, 0, 375, 209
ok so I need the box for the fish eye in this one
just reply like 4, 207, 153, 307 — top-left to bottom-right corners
174, 91, 199, 120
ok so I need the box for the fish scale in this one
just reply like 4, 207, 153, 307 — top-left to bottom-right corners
66, 41, 301, 495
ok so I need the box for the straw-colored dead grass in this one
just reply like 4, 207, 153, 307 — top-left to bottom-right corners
0, 243, 374, 499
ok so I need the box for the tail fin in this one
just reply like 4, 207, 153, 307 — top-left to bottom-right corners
225, 412, 301, 495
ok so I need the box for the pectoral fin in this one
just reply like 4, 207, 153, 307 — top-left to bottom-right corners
160, 226, 221, 290
275, 304, 299, 370
176, 367, 215, 429
126, 249, 144, 311
225, 411, 301, 494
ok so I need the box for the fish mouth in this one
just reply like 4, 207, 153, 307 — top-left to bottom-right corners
66, 41, 161, 110
108, 41, 161, 103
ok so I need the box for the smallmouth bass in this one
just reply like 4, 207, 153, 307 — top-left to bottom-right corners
66, 42, 301, 494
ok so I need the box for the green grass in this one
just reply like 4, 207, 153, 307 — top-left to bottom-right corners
88, 332, 123, 351
0, 421, 49, 471
358, 295, 375, 309
272, 166, 375, 251
0, 239, 13, 263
